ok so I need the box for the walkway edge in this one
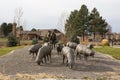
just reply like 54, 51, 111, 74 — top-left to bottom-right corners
0, 50, 15, 58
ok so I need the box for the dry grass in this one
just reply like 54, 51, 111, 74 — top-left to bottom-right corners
0, 72, 120, 80
0, 73, 66, 80
20, 40, 32, 46
0, 73, 10, 80
0, 38, 7, 42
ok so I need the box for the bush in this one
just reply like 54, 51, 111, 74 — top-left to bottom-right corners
7, 33, 18, 47
32, 37, 38, 45
43, 36, 49, 43
117, 42, 120, 45
70, 35, 80, 44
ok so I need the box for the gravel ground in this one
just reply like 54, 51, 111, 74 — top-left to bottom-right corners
0, 46, 120, 79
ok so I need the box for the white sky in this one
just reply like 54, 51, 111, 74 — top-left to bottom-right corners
0, 0, 120, 33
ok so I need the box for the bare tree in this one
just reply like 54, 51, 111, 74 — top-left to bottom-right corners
57, 11, 69, 33
14, 7, 23, 44
14, 7, 23, 28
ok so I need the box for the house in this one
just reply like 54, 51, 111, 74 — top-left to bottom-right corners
16, 29, 64, 41
37, 29, 64, 40
16, 30, 41, 40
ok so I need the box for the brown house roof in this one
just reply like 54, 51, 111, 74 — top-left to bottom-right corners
18, 29, 64, 37
37, 29, 62, 37
19, 31, 41, 36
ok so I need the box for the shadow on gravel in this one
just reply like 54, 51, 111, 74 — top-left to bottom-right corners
72, 58, 116, 72
38, 63, 65, 68
91, 59, 120, 66
73, 63, 114, 72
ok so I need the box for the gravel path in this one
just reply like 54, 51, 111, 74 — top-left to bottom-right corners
0, 46, 120, 79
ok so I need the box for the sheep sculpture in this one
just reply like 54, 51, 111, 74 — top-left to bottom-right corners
29, 43, 42, 58
75, 44, 95, 60
66, 41, 77, 50
87, 43, 94, 49
56, 43, 63, 55
62, 46, 75, 69
35, 42, 52, 65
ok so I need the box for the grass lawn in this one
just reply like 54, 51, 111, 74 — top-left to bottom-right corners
0, 46, 24, 56
93, 46, 120, 60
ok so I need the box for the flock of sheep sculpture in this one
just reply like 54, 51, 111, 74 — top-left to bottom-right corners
28, 41, 95, 69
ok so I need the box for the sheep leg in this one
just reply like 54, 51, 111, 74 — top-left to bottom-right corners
32, 53, 34, 58
75, 50, 78, 60
37, 60, 41, 65
63, 55, 65, 64
84, 55, 88, 61
48, 52, 51, 63
66, 59, 68, 66
53, 43, 56, 49
35, 52, 37, 57
79, 54, 82, 60
44, 56, 47, 64
41, 60, 44, 64
76, 53, 79, 60
46, 55, 49, 61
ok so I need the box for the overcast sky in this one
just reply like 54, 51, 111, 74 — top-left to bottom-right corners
0, 0, 120, 33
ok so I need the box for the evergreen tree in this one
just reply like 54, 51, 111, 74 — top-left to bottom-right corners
88, 8, 100, 41
7, 33, 18, 47
0, 22, 13, 37
97, 17, 108, 39
89, 8, 108, 41
65, 5, 109, 42
31, 28, 37, 31
65, 4, 89, 41
71, 35, 80, 44
7, 23, 13, 34
65, 10, 78, 37
0, 23, 8, 37
76, 4, 89, 41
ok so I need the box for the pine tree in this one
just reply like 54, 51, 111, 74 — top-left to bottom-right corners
65, 10, 78, 37
76, 4, 89, 41
88, 8, 100, 41
89, 8, 108, 41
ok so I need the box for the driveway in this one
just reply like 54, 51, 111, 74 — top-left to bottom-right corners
0, 46, 120, 79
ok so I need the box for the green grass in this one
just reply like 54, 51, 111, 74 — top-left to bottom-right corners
0, 46, 24, 56
93, 46, 120, 60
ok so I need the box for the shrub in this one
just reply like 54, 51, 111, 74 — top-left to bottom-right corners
43, 35, 49, 43
7, 33, 18, 47
117, 42, 120, 45
70, 35, 79, 44
32, 37, 38, 45
101, 39, 109, 46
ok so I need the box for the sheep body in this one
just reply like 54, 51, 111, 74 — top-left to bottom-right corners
35, 44, 52, 65
56, 43, 63, 55
62, 46, 75, 69
66, 42, 77, 50
75, 44, 95, 60
29, 43, 42, 58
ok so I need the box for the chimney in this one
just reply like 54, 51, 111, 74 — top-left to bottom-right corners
12, 23, 17, 36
